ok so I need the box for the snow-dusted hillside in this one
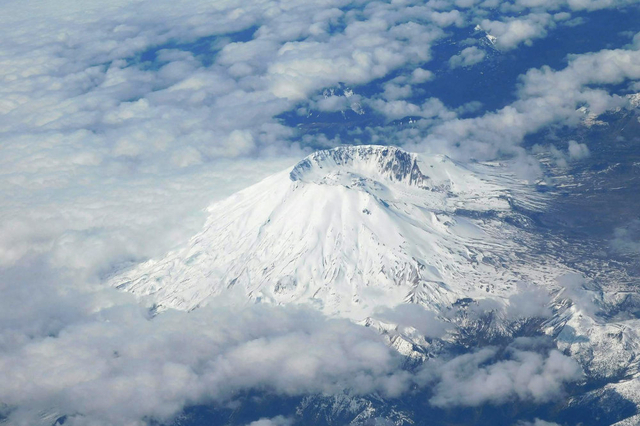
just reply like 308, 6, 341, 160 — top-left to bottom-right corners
109, 145, 561, 318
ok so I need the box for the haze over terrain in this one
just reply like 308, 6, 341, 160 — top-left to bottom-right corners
1, 0, 640, 425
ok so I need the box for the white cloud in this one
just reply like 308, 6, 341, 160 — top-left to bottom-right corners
316, 95, 351, 112
0, 272, 411, 425
516, 420, 561, 426
479, 13, 554, 50
567, 140, 590, 160
369, 97, 456, 122
413, 39, 640, 165
557, 273, 600, 316
264, 20, 444, 101
246, 416, 294, 426
449, 46, 486, 68
382, 82, 414, 100
565, 0, 639, 11
504, 0, 638, 12
420, 344, 583, 407
0, 256, 580, 425
410, 68, 434, 83
611, 219, 640, 256
514, 0, 563, 9
506, 284, 553, 320
373, 303, 450, 338
428, 9, 466, 27
534, 139, 590, 168
219, 129, 257, 157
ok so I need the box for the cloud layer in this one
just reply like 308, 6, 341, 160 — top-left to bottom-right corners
0, 268, 583, 426
0, 270, 411, 425
0, 258, 583, 426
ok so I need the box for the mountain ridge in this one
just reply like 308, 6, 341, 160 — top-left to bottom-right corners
289, 145, 430, 188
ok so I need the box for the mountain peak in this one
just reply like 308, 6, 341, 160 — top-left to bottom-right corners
290, 145, 430, 187
109, 145, 557, 319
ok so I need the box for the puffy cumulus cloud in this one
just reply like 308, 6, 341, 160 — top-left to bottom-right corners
611, 219, 640, 256
0, 0, 463, 186
516, 419, 561, 426
506, 283, 553, 320
218, 129, 257, 157
315, 94, 351, 112
418, 341, 583, 407
1, 0, 633, 201
546, 144, 571, 168
408, 39, 640, 167
567, 140, 590, 160
506, 0, 638, 12
382, 81, 414, 100
305, 86, 365, 114
448, 46, 486, 68
369, 97, 456, 122
376, 69, 434, 101
479, 14, 553, 50
372, 303, 450, 338
474, 1, 639, 51
564, 0, 639, 11
410, 68, 434, 84
246, 417, 294, 426
0, 264, 412, 425
511, 0, 566, 10
264, 18, 445, 101
354, 418, 397, 426
556, 273, 600, 316
520, 49, 640, 106
533, 139, 590, 168
0, 262, 578, 424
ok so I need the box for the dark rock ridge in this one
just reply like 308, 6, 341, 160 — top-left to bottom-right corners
290, 145, 430, 187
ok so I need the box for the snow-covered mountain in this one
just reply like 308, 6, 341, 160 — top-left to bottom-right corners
109, 145, 561, 319
106, 144, 640, 425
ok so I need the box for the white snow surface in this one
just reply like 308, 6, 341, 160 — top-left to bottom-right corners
109, 145, 559, 319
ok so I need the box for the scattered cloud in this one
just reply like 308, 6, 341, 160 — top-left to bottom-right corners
567, 140, 590, 160
479, 14, 554, 50
246, 416, 294, 426
449, 46, 487, 68
369, 97, 456, 122
372, 304, 450, 338
419, 340, 583, 407
506, 283, 553, 320
409, 40, 640, 167
410, 68, 434, 84
516, 419, 561, 426
611, 219, 640, 256
557, 273, 600, 316
534, 139, 590, 168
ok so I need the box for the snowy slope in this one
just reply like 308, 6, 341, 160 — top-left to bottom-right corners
109, 145, 560, 319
